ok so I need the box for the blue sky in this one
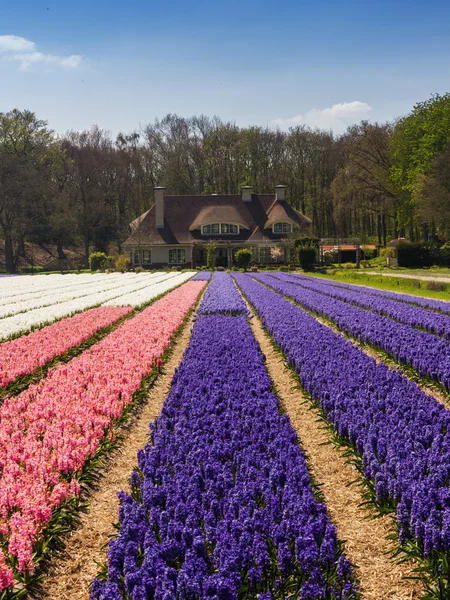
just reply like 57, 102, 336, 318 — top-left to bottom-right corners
1, 0, 449, 136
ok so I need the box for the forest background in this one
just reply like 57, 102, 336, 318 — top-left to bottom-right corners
1, 92, 450, 273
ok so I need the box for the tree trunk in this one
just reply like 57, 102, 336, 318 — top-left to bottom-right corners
57, 235, 67, 260
4, 234, 17, 274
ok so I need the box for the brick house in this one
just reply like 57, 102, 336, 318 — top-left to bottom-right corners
122, 186, 312, 268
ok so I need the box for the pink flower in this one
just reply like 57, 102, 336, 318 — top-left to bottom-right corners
0, 280, 206, 587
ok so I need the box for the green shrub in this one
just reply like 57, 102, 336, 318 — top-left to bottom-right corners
294, 236, 319, 249
135, 266, 145, 273
361, 247, 377, 260
115, 255, 130, 273
234, 248, 252, 270
397, 243, 438, 268
298, 247, 316, 271
426, 280, 448, 292
342, 262, 354, 269
278, 266, 289, 272
89, 252, 108, 272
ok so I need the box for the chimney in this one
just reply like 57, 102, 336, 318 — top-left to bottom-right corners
154, 186, 165, 228
275, 185, 287, 201
241, 185, 253, 202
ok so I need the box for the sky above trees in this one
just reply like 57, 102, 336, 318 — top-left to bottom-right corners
1, 0, 450, 135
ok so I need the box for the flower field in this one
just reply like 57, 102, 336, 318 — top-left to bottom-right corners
253, 272, 450, 389
5, 270, 450, 598
92, 273, 357, 600
0, 272, 193, 341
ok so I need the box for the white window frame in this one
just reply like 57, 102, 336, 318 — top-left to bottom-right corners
133, 249, 141, 265
142, 249, 151, 264
202, 223, 240, 235
169, 248, 186, 264
273, 222, 292, 234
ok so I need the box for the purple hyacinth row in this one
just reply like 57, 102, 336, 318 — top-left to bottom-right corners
91, 314, 357, 600
272, 272, 450, 339
233, 273, 450, 567
291, 272, 450, 315
252, 272, 450, 389
191, 272, 212, 281
197, 272, 248, 315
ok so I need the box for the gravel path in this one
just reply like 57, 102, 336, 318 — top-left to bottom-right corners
367, 271, 450, 283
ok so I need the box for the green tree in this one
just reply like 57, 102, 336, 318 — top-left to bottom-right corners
390, 94, 450, 238
0, 109, 63, 273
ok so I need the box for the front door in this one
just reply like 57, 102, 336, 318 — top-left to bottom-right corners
216, 248, 228, 267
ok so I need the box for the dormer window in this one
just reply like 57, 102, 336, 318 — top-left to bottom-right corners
202, 223, 239, 235
273, 222, 291, 234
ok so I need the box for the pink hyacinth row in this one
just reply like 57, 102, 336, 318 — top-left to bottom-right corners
0, 306, 133, 389
0, 280, 206, 590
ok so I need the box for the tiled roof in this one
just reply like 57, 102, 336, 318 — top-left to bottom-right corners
123, 194, 312, 247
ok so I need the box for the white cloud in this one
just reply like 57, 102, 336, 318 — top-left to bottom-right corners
272, 101, 372, 130
0, 35, 35, 52
0, 34, 83, 70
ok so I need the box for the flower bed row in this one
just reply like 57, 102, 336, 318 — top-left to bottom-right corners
293, 273, 450, 315
102, 272, 195, 307
234, 273, 450, 596
0, 273, 182, 341
0, 306, 132, 391
274, 272, 450, 339
253, 273, 450, 390
0, 280, 206, 592
0, 273, 143, 319
197, 271, 248, 315
92, 314, 357, 600
191, 271, 212, 281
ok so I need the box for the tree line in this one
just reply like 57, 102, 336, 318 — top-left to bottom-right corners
1, 93, 450, 273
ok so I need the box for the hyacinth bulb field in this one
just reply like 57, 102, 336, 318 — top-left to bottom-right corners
4, 271, 450, 598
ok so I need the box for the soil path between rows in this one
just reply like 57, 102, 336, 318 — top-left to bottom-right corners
243, 298, 423, 599
34, 313, 195, 600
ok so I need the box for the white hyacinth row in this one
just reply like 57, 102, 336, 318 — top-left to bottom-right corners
0, 272, 192, 341
0, 274, 160, 319
0, 273, 123, 302
0, 274, 128, 306
0, 272, 172, 307
102, 272, 195, 307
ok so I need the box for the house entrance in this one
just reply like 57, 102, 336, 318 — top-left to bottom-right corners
216, 248, 228, 267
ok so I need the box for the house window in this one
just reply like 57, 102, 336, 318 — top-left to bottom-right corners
169, 248, 186, 264
202, 223, 239, 235
142, 249, 151, 264
133, 250, 140, 265
202, 223, 220, 235
259, 247, 277, 263
273, 222, 291, 234
221, 223, 239, 234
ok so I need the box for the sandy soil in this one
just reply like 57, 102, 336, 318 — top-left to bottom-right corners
242, 294, 423, 600
34, 313, 195, 600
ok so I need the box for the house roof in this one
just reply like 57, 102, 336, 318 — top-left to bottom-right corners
123, 194, 312, 247
189, 205, 250, 230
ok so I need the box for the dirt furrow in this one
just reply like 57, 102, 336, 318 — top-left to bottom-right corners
34, 313, 195, 600
242, 296, 423, 599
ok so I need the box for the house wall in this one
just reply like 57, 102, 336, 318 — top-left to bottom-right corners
128, 245, 192, 267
